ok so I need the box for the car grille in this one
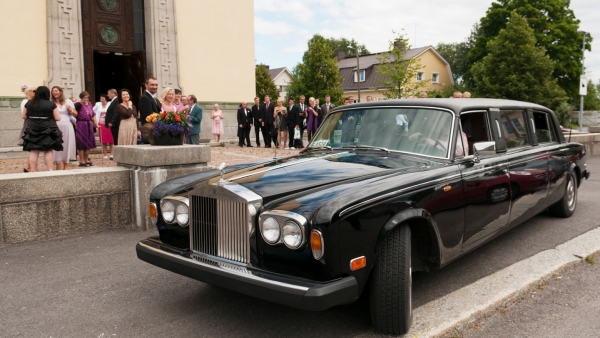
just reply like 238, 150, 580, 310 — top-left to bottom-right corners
190, 195, 250, 264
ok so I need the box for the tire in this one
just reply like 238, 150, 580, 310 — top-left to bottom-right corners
549, 171, 577, 217
370, 225, 412, 335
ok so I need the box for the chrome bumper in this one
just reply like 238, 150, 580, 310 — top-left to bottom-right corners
136, 238, 358, 311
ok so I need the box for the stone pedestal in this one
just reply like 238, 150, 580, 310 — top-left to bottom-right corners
114, 145, 212, 231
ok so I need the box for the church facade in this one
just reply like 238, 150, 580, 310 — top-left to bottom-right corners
0, 0, 254, 103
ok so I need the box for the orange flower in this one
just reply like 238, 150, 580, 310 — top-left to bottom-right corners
175, 116, 181, 122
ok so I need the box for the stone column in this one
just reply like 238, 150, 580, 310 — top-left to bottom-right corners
144, 0, 184, 91
113, 145, 211, 231
44, 0, 85, 99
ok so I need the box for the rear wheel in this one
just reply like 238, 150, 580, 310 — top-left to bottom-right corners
370, 225, 412, 335
549, 171, 577, 217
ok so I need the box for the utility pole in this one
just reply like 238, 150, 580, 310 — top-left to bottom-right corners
578, 31, 587, 132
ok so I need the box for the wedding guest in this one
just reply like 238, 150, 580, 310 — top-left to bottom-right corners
349, 95, 355, 103
291, 95, 307, 146
138, 77, 160, 127
186, 95, 202, 145
419, 91, 427, 98
105, 89, 120, 146
366, 96, 373, 102
286, 97, 296, 150
237, 101, 252, 147
173, 89, 184, 110
251, 97, 262, 147
74, 91, 98, 167
116, 89, 138, 146
260, 95, 275, 148
19, 85, 35, 172
94, 94, 114, 159
320, 94, 335, 120
343, 97, 350, 105
306, 97, 319, 142
21, 86, 63, 172
453, 91, 463, 98
211, 103, 224, 143
50, 86, 76, 170
463, 92, 472, 98
69, 97, 77, 103
160, 87, 177, 112
273, 99, 287, 149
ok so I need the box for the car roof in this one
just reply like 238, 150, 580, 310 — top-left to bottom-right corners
339, 98, 552, 115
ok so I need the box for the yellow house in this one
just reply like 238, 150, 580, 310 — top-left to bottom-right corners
338, 46, 454, 102
0, 0, 255, 147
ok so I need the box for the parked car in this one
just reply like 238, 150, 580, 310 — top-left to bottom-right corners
136, 99, 590, 335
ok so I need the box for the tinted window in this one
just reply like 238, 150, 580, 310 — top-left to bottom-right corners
533, 112, 557, 143
309, 108, 454, 158
499, 110, 528, 149
461, 112, 491, 156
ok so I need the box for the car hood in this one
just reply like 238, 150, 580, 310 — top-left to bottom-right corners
150, 151, 432, 201
227, 151, 430, 202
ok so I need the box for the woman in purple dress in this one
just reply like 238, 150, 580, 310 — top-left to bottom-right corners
306, 97, 319, 142
74, 91, 99, 167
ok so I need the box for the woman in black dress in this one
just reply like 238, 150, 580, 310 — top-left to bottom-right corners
21, 86, 63, 172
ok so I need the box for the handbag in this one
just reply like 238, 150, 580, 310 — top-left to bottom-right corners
294, 127, 301, 140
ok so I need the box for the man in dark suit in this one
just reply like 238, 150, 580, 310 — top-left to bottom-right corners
291, 95, 307, 148
237, 101, 253, 147
138, 77, 161, 143
320, 94, 336, 121
286, 97, 297, 149
251, 97, 262, 147
259, 95, 276, 148
104, 89, 119, 145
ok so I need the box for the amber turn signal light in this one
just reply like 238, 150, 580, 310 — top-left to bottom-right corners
311, 230, 324, 260
350, 256, 366, 271
149, 202, 158, 225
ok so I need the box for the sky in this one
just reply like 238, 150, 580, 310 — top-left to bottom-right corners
254, 0, 600, 83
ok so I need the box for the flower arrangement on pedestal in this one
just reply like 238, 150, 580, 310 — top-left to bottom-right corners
143, 111, 193, 145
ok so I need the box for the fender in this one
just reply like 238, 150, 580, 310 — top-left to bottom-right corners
374, 208, 443, 268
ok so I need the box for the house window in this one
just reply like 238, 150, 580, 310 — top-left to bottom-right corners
354, 70, 365, 82
416, 72, 424, 81
280, 85, 287, 92
432, 73, 439, 84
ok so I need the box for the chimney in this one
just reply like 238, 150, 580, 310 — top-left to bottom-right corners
334, 50, 346, 61
394, 40, 405, 50
264, 65, 270, 70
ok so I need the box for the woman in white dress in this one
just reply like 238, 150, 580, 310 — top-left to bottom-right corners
19, 85, 36, 172
50, 86, 77, 170
211, 104, 224, 142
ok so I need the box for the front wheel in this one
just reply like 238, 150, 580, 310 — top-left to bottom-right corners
549, 171, 578, 217
370, 225, 412, 335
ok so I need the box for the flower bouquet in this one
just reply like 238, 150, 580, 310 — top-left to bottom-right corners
143, 111, 192, 146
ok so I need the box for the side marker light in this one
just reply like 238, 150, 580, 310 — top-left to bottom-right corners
350, 256, 366, 271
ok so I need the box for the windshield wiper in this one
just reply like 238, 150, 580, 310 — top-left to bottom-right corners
344, 144, 390, 153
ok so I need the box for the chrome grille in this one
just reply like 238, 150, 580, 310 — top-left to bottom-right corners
190, 195, 250, 264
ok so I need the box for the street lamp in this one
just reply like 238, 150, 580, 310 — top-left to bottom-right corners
349, 44, 361, 103
578, 30, 587, 132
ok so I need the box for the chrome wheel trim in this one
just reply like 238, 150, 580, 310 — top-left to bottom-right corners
566, 176, 576, 211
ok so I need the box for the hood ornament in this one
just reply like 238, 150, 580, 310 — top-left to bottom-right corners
218, 162, 228, 185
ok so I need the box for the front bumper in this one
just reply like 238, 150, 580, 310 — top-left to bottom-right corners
136, 238, 358, 311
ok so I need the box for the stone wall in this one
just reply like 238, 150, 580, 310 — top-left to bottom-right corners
568, 133, 600, 157
0, 109, 23, 147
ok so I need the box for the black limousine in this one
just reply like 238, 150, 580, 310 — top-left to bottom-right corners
137, 99, 590, 334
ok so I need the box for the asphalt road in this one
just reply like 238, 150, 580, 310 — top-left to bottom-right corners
0, 157, 598, 337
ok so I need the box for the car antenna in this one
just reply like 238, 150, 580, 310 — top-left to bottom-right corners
568, 122, 572, 142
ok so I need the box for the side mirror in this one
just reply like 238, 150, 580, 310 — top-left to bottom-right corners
472, 141, 496, 163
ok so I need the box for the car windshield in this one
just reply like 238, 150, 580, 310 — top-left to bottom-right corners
307, 107, 454, 158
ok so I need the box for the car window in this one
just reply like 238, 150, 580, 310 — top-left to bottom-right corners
499, 110, 528, 149
460, 112, 491, 156
308, 108, 454, 158
533, 112, 557, 143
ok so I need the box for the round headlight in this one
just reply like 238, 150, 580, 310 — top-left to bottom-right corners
176, 204, 189, 226
282, 221, 303, 249
162, 201, 175, 223
261, 217, 280, 244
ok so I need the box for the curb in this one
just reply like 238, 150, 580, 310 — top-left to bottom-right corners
404, 226, 600, 338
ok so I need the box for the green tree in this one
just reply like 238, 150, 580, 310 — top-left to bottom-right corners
467, 0, 592, 101
323, 37, 370, 57
286, 35, 343, 104
255, 64, 279, 103
374, 32, 428, 99
583, 80, 600, 110
436, 24, 479, 84
470, 12, 566, 109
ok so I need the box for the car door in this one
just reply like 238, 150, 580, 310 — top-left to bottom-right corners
533, 110, 570, 204
458, 109, 511, 253
496, 109, 550, 226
